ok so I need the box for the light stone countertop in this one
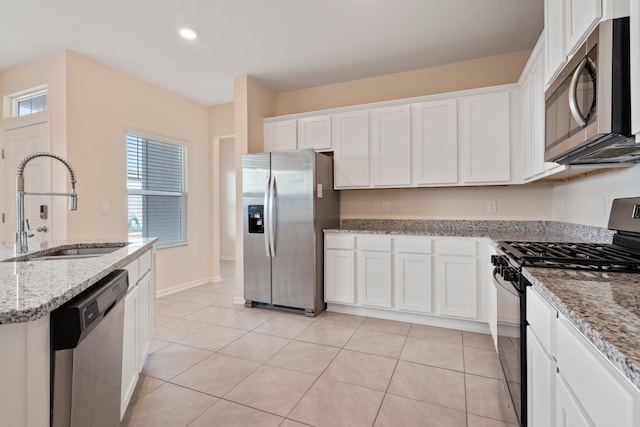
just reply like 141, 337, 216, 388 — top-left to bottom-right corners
523, 268, 640, 390
0, 238, 157, 324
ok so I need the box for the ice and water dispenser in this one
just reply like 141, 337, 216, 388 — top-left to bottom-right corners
248, 205, 264, 233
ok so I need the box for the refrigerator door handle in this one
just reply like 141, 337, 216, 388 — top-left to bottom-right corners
263, 176, 271, 258
268, 176, 276, 257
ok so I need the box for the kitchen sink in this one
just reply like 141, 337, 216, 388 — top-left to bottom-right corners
32, 246, 124, 260
2, 243, 127, 262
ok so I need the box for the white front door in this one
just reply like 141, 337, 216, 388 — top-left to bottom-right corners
1, 119, 51, 245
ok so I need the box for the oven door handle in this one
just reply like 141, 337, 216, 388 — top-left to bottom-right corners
492, 267, 521, 296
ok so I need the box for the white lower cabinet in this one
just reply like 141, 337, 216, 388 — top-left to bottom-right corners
121, 285, 139, 418
121, 249, 155, 419
527, 286, 640, 427
527, 327, 556, 427
325, 233, 485, 327
325, 249, 355, 304
394, 252, 432, 313
357, 250, 392, 307
435, 240, 478, 319
556, 375, 593, 427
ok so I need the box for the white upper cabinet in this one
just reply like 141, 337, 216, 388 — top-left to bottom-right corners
565, 0, 602, 55
545, 0, 566, 82
332, 110, 370, 188
370, 104, 411, 187
544, 0, 602, 84
264, 119, 297, 152
522, 36, 550, 181
632, 0, 640, 139
460, 91, 511, 184
411, 99, 458, 185
297, 115, 332, 151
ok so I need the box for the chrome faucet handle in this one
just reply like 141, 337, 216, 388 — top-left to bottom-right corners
25, 219, 34, 237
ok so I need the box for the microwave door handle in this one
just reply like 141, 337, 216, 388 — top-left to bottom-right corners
264, 176, 271, 258
568, 57, 589, 127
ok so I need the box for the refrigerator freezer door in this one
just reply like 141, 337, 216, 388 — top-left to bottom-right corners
270, 150, 316, 310
243, 153, 272, 304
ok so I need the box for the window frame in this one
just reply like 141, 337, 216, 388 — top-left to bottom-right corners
7, 85, 48, 118
126, 131, 188, 248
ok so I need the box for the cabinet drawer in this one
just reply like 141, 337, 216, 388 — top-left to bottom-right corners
325, 234, 355, 250
436, 239, 476, 256
557, 318, 639, 427
393, 238, 431, 254
139, 250, 152, 276
124, 259, 139, 289
357, 236, 391, 252
526, 287, 556, 356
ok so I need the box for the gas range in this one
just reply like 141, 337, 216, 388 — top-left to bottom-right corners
490, 197, 640, 427
496, 240, 640, 272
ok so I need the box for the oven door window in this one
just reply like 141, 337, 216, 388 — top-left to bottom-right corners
546, 46, 598, 150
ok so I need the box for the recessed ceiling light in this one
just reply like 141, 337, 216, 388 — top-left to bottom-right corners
179, 27, 198, 40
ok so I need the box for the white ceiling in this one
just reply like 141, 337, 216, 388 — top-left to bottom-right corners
0, 0, 544, 106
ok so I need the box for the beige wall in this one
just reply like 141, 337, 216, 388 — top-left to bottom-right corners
342, 183, 553, 220
275, 50, 532, 116
0, 51, 70, 240
233, 76, 276, 298
209, 103, 234, 137
63, 52, 212, 292
219, 137, 236, 260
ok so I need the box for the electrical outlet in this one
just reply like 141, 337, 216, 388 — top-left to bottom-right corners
382, 202, 389, 213
486, 200, 497, 213
101, 202, 110, 215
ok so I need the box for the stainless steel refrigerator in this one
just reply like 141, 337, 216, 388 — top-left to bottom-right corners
243, 149, 339, 317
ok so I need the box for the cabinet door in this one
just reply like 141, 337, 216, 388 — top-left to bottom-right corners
527, 328, 556, 427
412, 99, 458, 185
531, 56, 546, 177
332, 110, 370, 188
298, 115, 332, 151
556, 375, 594, 427
460, 92, 511, 183
545, 0, 566, 82
521, 75, 533, 179
435, 255, 478, 318
394, 253, 432, 313
371, 104, 411, 186
121, 286, 139, 419
357, 251, 392, 307
325, 249, 355, 304
264, 119, 297, 152
631, 0, 640, 138
564, 0, 601, 56
137, 272, 152, 371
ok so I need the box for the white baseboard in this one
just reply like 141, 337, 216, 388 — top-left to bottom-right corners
232, 296, 246, 306
212, 275, 223, 283
156, 276, 217, 298
326, 304, 491, 334
220, 256, 235, 262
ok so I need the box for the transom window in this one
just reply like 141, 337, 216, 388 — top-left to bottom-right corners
10, 87, 48, 117
127, 133, 188, 247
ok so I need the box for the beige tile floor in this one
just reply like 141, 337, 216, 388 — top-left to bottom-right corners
122, 261, 518, 427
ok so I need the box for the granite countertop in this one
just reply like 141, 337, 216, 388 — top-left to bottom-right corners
523, 268, 640, 390
326, 219, 614, 243
0, 238, 157, 324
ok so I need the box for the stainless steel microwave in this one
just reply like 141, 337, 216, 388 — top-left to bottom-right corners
544, 17, 636, 165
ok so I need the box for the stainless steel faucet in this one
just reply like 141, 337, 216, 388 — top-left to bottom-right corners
15, 152, 77, 254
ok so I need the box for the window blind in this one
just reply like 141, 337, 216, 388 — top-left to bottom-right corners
127, 134, 188, 246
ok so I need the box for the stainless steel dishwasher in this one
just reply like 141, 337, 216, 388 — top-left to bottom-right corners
51, 269, 129, 427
